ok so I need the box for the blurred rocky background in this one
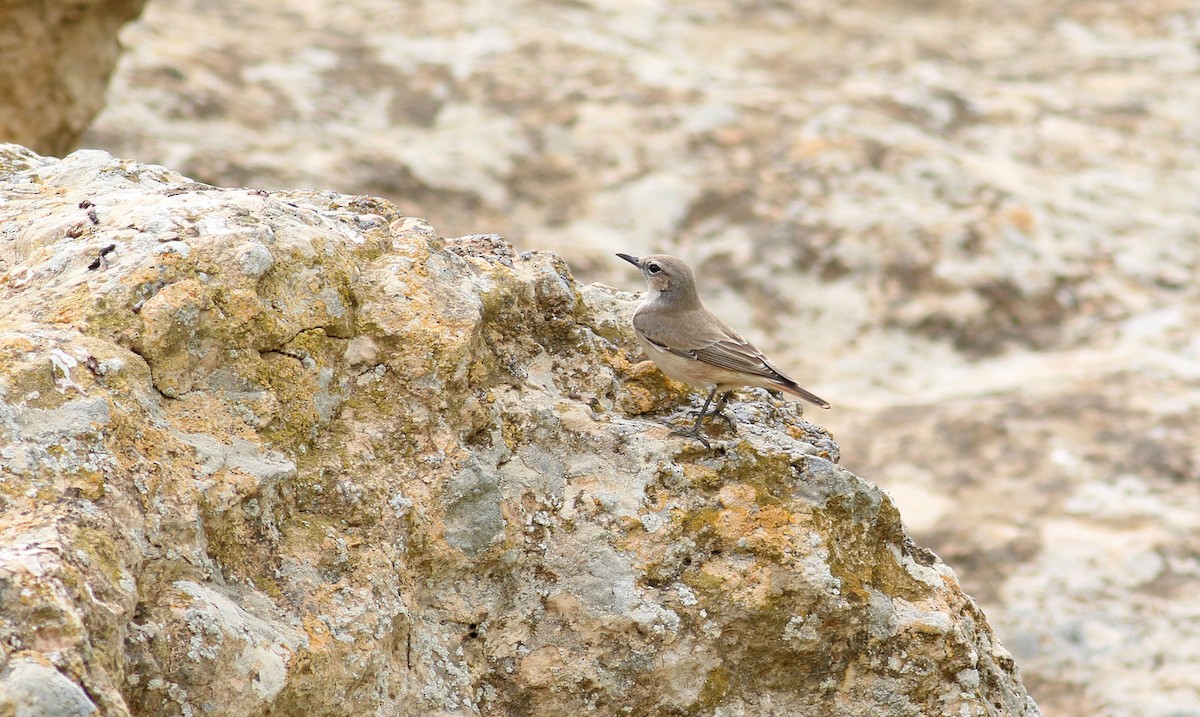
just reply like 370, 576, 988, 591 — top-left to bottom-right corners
18, 0, 1200, 714
0, 0, 148, 155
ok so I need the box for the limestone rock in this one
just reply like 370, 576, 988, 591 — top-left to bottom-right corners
81, 3, 1200, 713
0, 0, 148, 156
0, 659, 99, 717
0, 145, 1039, 716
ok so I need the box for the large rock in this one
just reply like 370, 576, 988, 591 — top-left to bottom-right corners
0, 0, 148, 156
0, 145, 1038, 716
82, 3, 1200, 713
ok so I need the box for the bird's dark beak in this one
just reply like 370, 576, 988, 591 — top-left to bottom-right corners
616, 253, 640, 267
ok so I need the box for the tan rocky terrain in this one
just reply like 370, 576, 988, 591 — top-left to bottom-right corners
76, 0, 1200, 714
0, 145, 1038, 715
0, 0, 147, 155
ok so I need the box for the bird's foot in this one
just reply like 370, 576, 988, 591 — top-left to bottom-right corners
670, 426, 711, 449
709, 408, 736, 430
685, 409, 738, 435
685, 407, 734, 426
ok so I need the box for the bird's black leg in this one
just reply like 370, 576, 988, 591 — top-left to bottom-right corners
673, 387, 717, 448
710, 391, 736, 428
690, 387, 718, 434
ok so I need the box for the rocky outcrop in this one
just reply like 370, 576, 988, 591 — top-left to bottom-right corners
0, 0, 148, 156
0, 145, 1038, 716
81, 3, 1200, 713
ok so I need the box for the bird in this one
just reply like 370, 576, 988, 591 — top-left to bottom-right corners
616, 252, 830, 446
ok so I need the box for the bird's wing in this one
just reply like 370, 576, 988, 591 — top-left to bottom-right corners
635, 306, 831, 408
634, 309, 786, 382
693, 334, 786, 381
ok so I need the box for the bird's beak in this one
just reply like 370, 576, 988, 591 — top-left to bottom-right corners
616, 253, 640, 267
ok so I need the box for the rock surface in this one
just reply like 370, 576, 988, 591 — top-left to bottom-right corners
0, 0, 148, 156
0, 145, 1037, 716
84, 2, 1200, 713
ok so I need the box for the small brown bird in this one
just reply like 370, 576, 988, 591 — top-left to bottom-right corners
617, 252, 830, 445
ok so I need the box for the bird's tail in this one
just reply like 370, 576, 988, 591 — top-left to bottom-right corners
774, 379, 831, 409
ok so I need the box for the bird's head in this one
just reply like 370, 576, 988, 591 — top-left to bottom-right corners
616, 253, 697, 298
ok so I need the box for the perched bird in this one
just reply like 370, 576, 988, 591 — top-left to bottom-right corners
617, 253, 829, 446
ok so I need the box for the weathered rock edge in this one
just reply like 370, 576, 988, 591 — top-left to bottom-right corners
0, 145, 1039, 717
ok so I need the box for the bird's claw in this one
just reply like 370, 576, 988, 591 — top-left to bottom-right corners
684, 408, 735, 429
670, 426, 711, 449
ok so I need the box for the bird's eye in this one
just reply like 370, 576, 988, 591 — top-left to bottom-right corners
647, 263, 662, 274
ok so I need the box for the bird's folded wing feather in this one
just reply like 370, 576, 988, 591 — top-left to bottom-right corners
634, 310, 787, 382
692, 338, 785, 380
